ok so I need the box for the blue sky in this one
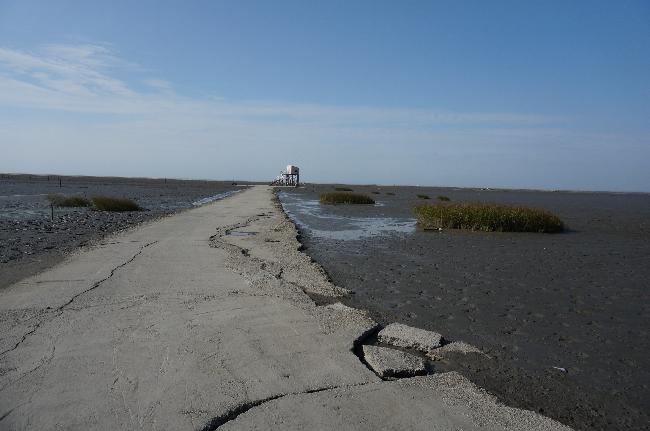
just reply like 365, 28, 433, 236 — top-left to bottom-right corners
1, 1, 648, 191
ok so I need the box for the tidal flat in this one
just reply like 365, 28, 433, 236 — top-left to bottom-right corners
0, 174, 242, 289
278, 184, 650, 431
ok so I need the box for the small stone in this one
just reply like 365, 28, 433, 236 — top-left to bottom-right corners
362, 345, 425, 378
378, 323, 443, 353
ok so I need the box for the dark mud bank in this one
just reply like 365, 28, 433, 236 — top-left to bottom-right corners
277, 184, 650, 431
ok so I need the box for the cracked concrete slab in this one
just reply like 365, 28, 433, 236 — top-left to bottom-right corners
362, 345, 426, 378
0, 186, 570, 430
218, 372, 572, 431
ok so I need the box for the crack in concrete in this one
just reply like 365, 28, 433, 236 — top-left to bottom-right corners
211, 211, 398, 380
0, 241, 158, 359
198, 383, 370, 431
205, 205, 434, 424
0, 344, 56, 392
0, 406, 15, 422
210, 216, 335, 304
351, 325, 384, 377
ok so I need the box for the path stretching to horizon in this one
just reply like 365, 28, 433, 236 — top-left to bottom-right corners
0, 186, 568, 430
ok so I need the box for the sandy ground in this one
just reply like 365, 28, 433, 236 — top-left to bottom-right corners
278, 184, 650, 431
0, 185, 569, 430
0, 174, 242, 289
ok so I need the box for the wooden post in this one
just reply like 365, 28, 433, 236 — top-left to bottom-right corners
51, 203, 54, 221
59, 178, 62, 188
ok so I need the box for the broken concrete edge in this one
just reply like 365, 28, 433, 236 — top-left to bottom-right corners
361, 345, 426, 379
270, 190, 350, 293
271, 189, 487, 356
205, 188, 567, 430
212, 372, 573, 431
199, 382, 370, 431
377, 322, 444, 354
209, 192, 484, 386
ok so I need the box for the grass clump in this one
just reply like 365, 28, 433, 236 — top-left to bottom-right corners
320, 192, 375, 205
47, 194, 91, 207
437, 195, 451, 201
334, 187, 353, 192
371, 191, 381, 194
92, 196, 141, 212
413, 202, 564, 233
386, 192, 395, 196
417, 194, 430, 199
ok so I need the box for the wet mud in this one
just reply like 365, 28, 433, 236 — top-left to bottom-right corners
278, 184, 650, 430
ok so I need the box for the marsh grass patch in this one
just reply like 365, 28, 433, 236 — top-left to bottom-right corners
47, 194, 92, 207
414, 202, 564, 233
437, 195, 451, 201
334, 187, 354, 192
417, 194, 430, 199
320, 192, 375, 205
92, 196, 141, 212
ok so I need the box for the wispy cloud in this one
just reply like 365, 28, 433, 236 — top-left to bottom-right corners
0, 43, 558, 125
1, 43, 646, 191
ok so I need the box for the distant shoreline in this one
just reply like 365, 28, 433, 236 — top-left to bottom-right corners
2, 173, 648, 195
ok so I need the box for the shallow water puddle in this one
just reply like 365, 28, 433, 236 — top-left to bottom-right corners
277, 192, 415, 240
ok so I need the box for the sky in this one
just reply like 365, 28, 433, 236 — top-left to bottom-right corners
0, 1, 648, 191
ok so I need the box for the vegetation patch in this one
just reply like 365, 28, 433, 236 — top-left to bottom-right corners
92, 196, 141, 212
437, 195, 451, 201
386, 192, 395, 196
334, 187, 353, 192
413, 202, 564, 233
47, 194, 91, 207
417, 194, 430, 199
320, 192, 375, 205
371, 191, 381, 194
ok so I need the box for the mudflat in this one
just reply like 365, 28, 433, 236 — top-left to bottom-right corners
279, 184, 650, 431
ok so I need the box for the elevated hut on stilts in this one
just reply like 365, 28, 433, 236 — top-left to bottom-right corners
270, 165, 300, 187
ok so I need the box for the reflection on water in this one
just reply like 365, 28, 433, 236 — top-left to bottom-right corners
278, 191, 415, 241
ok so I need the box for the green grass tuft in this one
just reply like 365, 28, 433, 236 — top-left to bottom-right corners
320, 192, 375, 205
334, 187, 353, 192
47, 194, 91, 207
417, 194, 430, 199
437, 195, 451, 201
386, 192, 395, 196
371, 191, 381, 194
92, 196, 141, 212
413, 202, 564, 233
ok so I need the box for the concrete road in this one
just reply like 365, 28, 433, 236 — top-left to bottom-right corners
0, 186, 569, 430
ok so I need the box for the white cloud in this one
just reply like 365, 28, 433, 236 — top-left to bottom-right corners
0, 43, 559, 125
1, 42, 647, 191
